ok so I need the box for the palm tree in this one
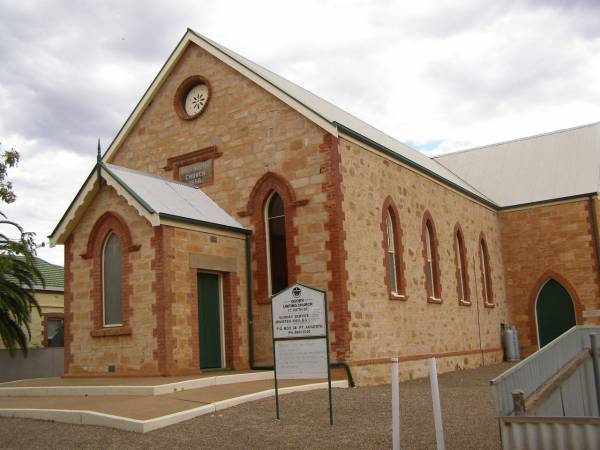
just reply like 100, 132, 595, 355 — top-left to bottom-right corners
0, 214, 43, 355
0, 145, 44, 355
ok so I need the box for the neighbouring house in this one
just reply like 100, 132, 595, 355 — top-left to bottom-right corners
48, 29, 600, 384
0, 256, 65, 349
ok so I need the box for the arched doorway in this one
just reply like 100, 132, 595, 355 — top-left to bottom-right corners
536, 279, 576, 347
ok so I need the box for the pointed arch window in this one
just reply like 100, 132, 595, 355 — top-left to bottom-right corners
266, 192, 288, 295
422, 213, 441, 302
102, 232, 123, 326
479, 236, 494, 306
382, 199, 405, 299
386, 211, 399, 294
454, 226, 470, 305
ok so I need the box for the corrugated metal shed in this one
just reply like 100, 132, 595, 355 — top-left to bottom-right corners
435, 122, 600, 207
103, 164, 244, 230
186, 30, 492, 203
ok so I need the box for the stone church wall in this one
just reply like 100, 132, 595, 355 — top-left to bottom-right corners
108, 43, 342, 364
64, 185, 159, 376
338, 137, 509, 384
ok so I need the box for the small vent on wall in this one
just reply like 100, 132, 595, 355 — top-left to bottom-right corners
108, 365, 116, 373
210, 235, 218, 243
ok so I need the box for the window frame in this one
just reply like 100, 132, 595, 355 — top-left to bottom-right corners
454, 225, 471, 306
264, 191, 289, 297
381, 197, 406, 300
42, 312, 65, 348
102, 232, 123, 327
479, 234, 494, 307
422, 212, 442, 303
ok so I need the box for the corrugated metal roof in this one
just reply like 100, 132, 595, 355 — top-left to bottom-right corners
189, 30, 491, 203
103, 164, 244, 230
435, 122, 600, 207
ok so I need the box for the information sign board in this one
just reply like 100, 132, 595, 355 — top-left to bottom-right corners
272, 285, 326, 339
274, 339, 328, 379
271, 284, 333, 424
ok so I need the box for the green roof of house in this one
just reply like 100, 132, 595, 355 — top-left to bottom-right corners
9, 256, 64, 291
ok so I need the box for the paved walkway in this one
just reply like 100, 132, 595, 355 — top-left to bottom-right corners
0, 379, 325, 420
0, 363, 512, 449
0, 370, 255, 387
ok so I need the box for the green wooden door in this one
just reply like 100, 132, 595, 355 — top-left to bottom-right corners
536, 279, 576, 347
197, 273, 222, 369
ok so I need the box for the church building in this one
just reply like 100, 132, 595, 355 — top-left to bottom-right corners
49, 29, 600, 384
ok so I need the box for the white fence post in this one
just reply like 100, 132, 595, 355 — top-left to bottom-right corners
428, 357, 445, 450
391, 357, 400, 450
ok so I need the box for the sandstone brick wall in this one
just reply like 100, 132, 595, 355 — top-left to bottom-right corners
159, 225, 249, 373
66, 185, 158, 375
500, 198, 600, 355
338, 138, 508, 383
108, 43, 341, 364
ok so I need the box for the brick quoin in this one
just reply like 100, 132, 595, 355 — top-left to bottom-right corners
320, 133, 352, 361
151, 226, 169, 375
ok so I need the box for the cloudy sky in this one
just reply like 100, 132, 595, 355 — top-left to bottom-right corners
1, 0, 600, 266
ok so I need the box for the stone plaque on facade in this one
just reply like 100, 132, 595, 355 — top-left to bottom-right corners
179, 159, 212, 186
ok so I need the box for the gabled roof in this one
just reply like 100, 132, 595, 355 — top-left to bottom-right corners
101, 29, 494, 207
49, 163, 247, 245
435, 122, 600, 208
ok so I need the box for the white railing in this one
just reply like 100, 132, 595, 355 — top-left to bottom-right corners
490, 325, 600, 417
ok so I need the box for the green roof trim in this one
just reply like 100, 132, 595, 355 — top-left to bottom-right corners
497, 192, 595, 211
158, 213, 251, 235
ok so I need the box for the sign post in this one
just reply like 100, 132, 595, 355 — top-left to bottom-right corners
271, 283, 333, 425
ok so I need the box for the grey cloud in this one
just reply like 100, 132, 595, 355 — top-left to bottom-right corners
0, 0, 218, 154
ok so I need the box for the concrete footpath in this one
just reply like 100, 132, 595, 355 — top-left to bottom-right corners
0, 372, 348, 432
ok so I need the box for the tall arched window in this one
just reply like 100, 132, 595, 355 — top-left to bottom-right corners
454, 226, 470, 304
266, 192, 288, 295
386, 211, 399, 294
382, 199, 405, 298
422, 213, 441, 302
479, 236, 493, 306
103, 232, 122, 326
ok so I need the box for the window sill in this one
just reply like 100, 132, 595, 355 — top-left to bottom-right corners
427, 297, 442, 304
389, 293, 407, 301
484, 302, 496, 309
459, 300, 472, 306
91, 326, 132, 337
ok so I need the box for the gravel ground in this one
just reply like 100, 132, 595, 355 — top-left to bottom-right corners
0, 362, 511, 450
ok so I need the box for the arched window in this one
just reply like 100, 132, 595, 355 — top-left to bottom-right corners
479, 236, 493, 306
102, 232, 122, 326
382, 199, 405, 298
422, 214, 441, 301
454, 227, 470, 304
386, 211, 399, 294
266, 192, 288, 295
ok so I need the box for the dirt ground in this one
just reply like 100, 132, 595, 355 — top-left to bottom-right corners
0, 362, 511, 450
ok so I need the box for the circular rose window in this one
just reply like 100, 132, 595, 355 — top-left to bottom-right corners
174, 76, 211, 120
